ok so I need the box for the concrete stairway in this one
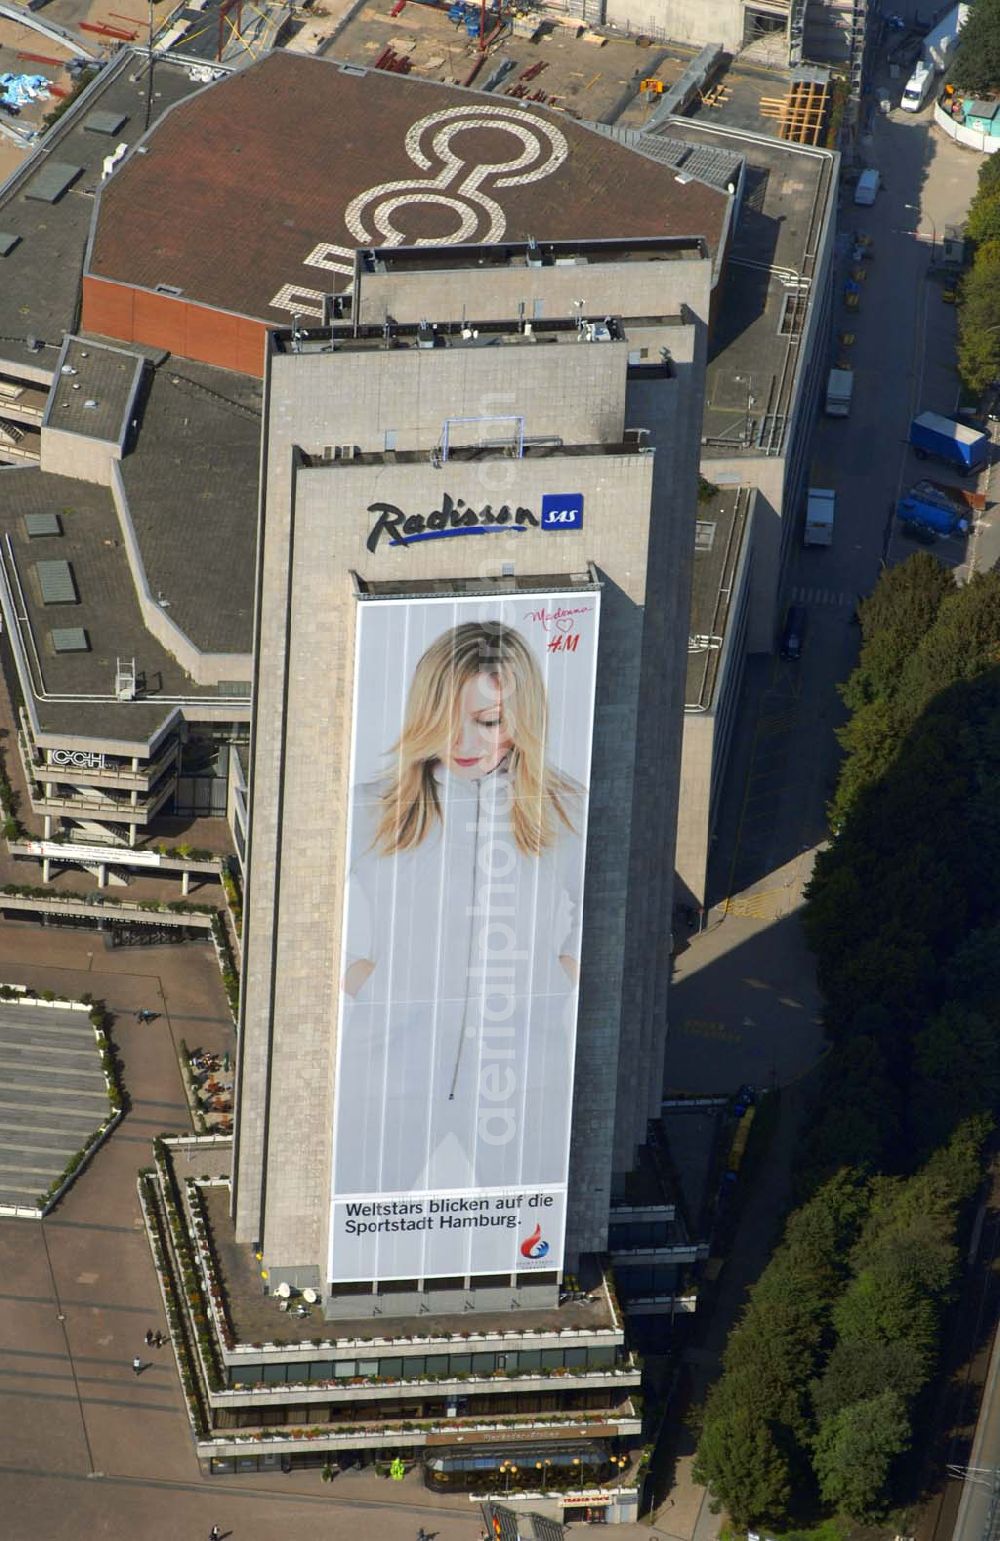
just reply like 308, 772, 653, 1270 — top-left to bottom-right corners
0, 1005, 110, 1209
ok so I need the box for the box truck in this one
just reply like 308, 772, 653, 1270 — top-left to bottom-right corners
922, 2, 968, 71
804, 488, 835, 546
910, 411, 989, 474
825, 368, 854, 416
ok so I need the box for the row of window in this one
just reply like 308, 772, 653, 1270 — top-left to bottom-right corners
214, 1388, 621, 1427
228, 1342, 622, 1388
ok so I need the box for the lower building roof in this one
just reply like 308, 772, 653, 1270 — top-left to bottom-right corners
686, 485, 752, 710
117, 355, 261, 656
0, 349, 260, 747
0, 52, 204, 376
85, 49, 730, 330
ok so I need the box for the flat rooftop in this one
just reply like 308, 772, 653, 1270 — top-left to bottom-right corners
202, 1185, 620, 1346
86, 49, 729, 327
117, 356, 261, 655
686, 485, 752, 710
0, 467, 204, 744
360, 233, 708, 276
0, 51, 204, 375
45, 335, 144, 443
0, 354, 260, 745
671, 120, 836, 458
274, 310, 680, 360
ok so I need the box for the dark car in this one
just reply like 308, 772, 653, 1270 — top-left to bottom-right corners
779, 605, 807, 660
899, 519, 937, 545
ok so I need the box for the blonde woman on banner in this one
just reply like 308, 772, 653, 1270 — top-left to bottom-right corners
334, 612, 594, 1204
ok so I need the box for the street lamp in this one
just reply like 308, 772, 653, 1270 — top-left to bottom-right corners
499, 1459, 518, 1495
535, 1457, 551, 1491
610, 1453, 629, 1496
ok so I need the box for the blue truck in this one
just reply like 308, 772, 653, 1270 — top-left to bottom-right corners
897, 480, 971, 538
910, 411, 989, 475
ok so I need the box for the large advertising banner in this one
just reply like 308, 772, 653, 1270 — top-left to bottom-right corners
328, 590, 600, 1283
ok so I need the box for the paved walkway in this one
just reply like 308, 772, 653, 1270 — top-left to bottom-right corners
0, 920, 663, 1539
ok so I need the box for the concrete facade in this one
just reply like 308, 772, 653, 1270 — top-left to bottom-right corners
235, 250, 710, 1300
603, 0, 744, 50
676, 487, 754, 907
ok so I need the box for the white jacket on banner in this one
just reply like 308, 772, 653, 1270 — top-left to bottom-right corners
333, 762, 585, 1198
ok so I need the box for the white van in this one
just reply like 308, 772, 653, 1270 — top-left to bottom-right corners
854, 168, 880, 206
901, 60, 935, 112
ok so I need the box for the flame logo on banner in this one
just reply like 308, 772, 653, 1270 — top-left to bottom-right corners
520, 1223, 550, 1261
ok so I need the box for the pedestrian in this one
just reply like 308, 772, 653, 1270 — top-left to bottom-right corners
131, 1356, 142, 1375
144, 1329, 154, 1346
155, 1330, 165, 1348
209, 1526, 222, 1541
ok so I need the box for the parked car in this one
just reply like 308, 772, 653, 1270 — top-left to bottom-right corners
779, 605, 807, 659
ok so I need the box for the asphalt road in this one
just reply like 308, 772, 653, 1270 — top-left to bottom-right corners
664, 90, 993, 1541
670, 93, 984, 1105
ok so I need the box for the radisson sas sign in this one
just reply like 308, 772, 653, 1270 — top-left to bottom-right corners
366, 492, 584, 552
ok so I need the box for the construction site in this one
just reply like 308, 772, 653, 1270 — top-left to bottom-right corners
0, 0, 866, 185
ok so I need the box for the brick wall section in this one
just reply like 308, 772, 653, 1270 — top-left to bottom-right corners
81, 278, 269, 377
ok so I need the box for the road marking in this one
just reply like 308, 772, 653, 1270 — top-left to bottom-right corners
679, 1018, 742, 1044
790, 586, 853, 608
725, 886, 789, 920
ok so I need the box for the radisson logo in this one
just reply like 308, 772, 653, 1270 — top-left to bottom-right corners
366, 494, 537, 552
365, 492, 584, 552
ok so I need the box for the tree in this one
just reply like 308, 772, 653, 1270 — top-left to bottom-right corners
952, 0, 1000, 99
694, 1174, 872, 1522
958, 250, 1000, 393
947, 922, 1000, 1009
912, 1005, 1000, 1154
694, 1387, 794, 1527
977, 152, 1000, 201
796, 1036, 901, 1197
812, 1338, 927, 1423
967, 186, 1000, 246
895, 574, 1000, 721
813, 1390, 910, 1519
842, 554, 953, 714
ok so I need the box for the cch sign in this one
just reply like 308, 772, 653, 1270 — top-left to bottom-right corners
366, 493, 584, 552
47, 749, 109, 770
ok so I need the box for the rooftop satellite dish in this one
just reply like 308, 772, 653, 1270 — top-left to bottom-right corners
275, 1281, 292, 1300
302, 1287, 319, 1305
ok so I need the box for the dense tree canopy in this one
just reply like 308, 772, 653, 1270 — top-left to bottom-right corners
695, 559, 998, 1528
813, 1391, 910, 1519
953, 0, 1000, 99
958, 136, 1000, 390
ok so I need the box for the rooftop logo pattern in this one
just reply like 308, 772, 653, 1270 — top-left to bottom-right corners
269, 105, 569, 317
